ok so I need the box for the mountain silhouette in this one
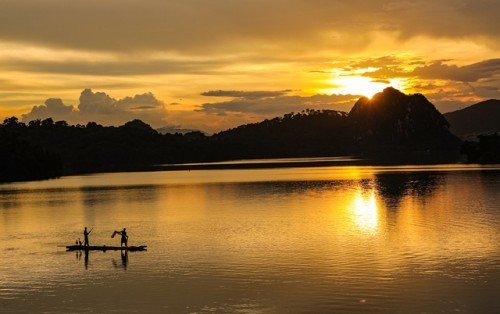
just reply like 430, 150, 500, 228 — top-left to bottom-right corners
444, 99, 500, 137
348, 87, 461, 161
207, 88, 461, 162
1, 88, 465, 182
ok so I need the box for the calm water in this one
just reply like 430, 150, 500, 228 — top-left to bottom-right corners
1, 163, 499, 313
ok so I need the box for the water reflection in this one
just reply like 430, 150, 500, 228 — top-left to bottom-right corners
112, 251, 129, 270
75, 250, 130, 271
374, 172, 444, 208
1, 166, 499, 313
350, 190, 379, 234
76, 250, 90, 270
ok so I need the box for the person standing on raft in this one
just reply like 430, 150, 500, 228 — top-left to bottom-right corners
83, 227, 92, 247
112, 228, 128, 247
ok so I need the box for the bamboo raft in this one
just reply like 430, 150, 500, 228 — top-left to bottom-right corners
66, 245, 147, 251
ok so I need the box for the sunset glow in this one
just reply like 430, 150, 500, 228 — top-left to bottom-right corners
0, 1, 497, 133
322, 76, 407, 98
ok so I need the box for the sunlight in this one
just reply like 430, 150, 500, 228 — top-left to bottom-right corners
320, 75, 405, 98
351, 190, 379, 234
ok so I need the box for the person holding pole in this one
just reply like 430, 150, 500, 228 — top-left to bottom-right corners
83, 227, 92, 247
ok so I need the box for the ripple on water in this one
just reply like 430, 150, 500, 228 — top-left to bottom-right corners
1, 166, 499, 313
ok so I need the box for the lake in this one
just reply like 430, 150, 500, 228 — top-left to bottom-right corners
1, 163, 499, 313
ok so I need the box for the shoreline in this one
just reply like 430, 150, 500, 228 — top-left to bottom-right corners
5, 156, 494, 185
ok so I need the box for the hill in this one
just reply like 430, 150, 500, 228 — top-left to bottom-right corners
0, 123, 61, 182
209, 109, 350, 160
444, 99, 500, 137
208, 88, 461, 163
0, 118, 204, 179
349, 87, 461, 161
1, 88, 465, 182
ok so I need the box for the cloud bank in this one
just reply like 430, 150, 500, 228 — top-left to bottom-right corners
22, 89, 167, 127
1, 0, 498, 54
198, 90, 359, 116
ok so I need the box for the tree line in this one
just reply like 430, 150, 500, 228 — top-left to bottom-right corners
1, 101, 470, 183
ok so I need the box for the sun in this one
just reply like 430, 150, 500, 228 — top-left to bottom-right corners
320, 75, 405, 98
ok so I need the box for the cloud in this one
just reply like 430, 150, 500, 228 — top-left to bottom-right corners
412, 59, 500, 82
183, 92, 361, 133
117, 93, 163, 110
77, 89, 116, 115
409, 59, 500, 101
392, 0, 500, 44
0, 57, 227, 76
349, 56, 406, 69
22, 98, 75, 121
359, 57, 500, 84
22, 89, 167, 127
201, 90, 292, 99
197, 93, 359, 116
0, 0, 498, 55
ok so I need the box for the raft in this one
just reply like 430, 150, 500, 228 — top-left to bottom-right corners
66, 245, 147, 251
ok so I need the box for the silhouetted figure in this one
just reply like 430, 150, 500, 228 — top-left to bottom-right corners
83, 227, 92, 247
112, 228, 128, 247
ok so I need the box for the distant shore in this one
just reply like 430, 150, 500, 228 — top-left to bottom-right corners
152, 157, 364, 171
148, 155, 472, 172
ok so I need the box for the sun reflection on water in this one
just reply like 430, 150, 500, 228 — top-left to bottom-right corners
351, 190, 379, 235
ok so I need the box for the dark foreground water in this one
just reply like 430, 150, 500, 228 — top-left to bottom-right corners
1, 163, 499, 313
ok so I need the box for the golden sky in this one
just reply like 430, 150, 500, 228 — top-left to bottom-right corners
0, 0, 498, 133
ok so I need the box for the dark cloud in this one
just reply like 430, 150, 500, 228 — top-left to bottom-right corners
201, 90, 292, 99
372, 79, 391, 84
360, 58, 500, 83
0, 0, 498, 54
349, 56, 405, 69
412, 59, 500, 82
197, 94, 359, 116
0, 58, 224, 76
22, 89, 167, 127
383, 1, 500, 45
472, 81, 500, 99
128, 106, 158, 110
362, 67, 408, 79
115, 92, 163, 110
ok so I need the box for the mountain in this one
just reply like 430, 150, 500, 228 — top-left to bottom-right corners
209, 88, 462, 162
444, 99, 500, 137
348, 87, 461, 161
1, 88, 466, 182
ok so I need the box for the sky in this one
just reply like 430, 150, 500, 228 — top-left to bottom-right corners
0, 0, 499, 133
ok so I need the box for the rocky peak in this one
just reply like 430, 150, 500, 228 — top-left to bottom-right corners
349, 87, 450, 140
347, 87, 460, 159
